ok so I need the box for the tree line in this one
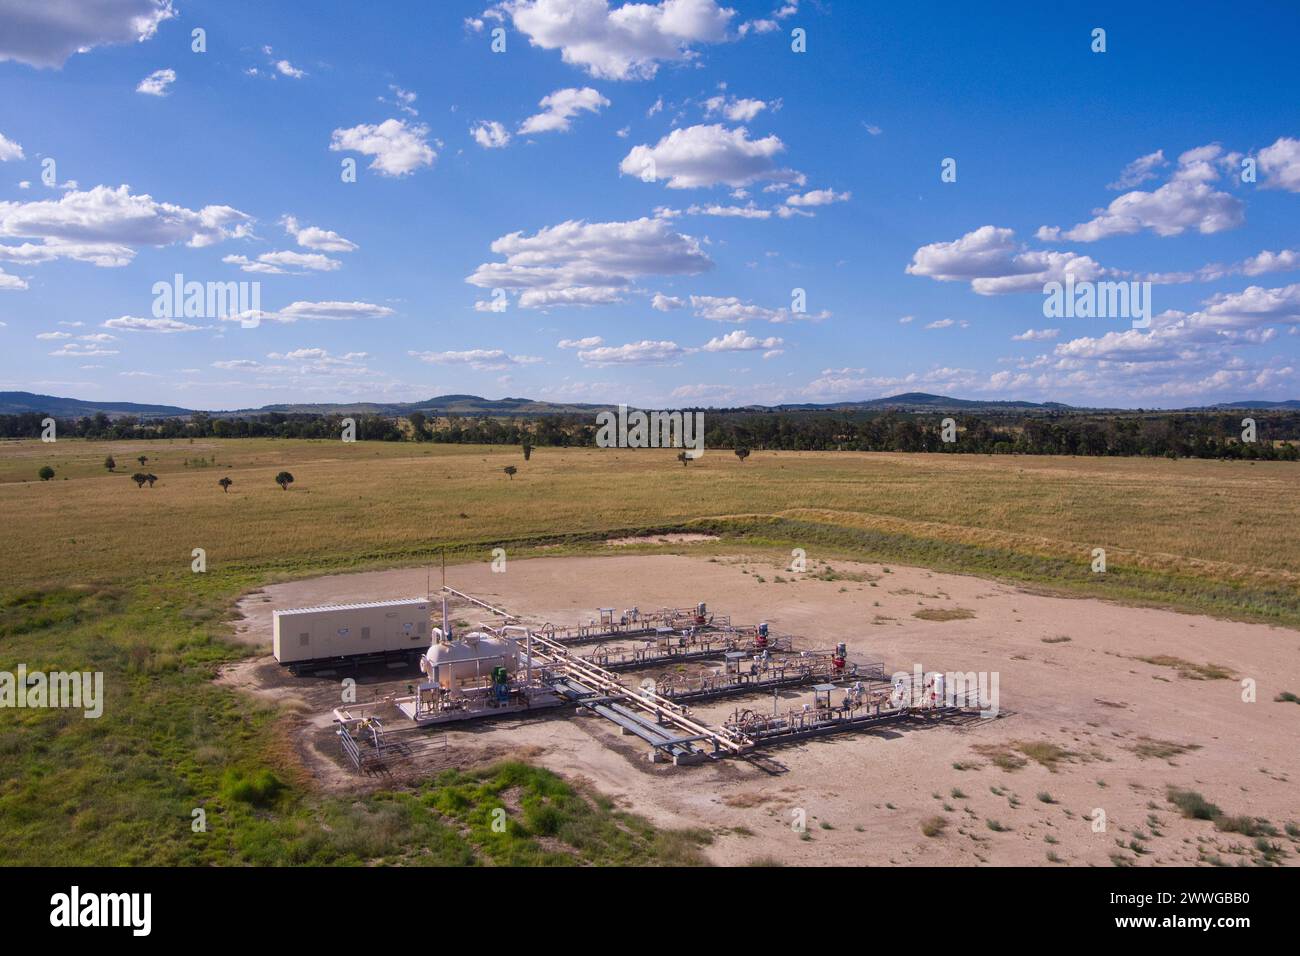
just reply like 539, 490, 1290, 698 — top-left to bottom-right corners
3, 407, 1297, 461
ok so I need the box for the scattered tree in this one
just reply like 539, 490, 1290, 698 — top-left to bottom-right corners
145, 473, 158, 487
38, 465, 54, 481
218, 477, 233, 493
735, 447, 751, 463
275, 471, 294, 491
504, 465, 518, 480
522, 440, 533, 461
131, 472, 148, 488
677, 451, 690, 467
104, 456, 116, 472
137, 455, 148, 467
408, 411, 427, 441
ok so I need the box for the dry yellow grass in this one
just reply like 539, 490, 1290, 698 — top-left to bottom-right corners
3, 438, 1298, 595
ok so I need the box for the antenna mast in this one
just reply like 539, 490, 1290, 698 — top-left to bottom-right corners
440, 549, 449, 638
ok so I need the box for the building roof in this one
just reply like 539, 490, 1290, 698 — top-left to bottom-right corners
274, 597, 430, 617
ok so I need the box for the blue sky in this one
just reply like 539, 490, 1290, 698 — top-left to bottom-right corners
1, 0, 1298, 410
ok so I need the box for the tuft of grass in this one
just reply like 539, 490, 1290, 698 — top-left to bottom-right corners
912, 608, 976, 622
1255, 839, 1286, 864
1037, 791, 1057, 804
1136, 655, 1235, 680
220, 768, 285, 808
973, 745, 1028, 772
1216, 816, 1276, 838
1128, 737, 1202, 761
986, 819, 1011, 833
1275, 691, 1300, 704
1017, 741, 1075, 772
1167, 788, 1222, 821
1041, 635, 1072, 644
920, 816, 948, 838
424, 761, 714, 867
975, 740, 1075, 773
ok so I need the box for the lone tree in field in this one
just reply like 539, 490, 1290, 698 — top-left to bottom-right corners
408, 411, 427, 441
734, 447, 751, 463
131, 472, 148, 488
38, 465, 55, 481
137, 455, 148, 468
145, 473, 158, 487
104, 456, 116, 473
522, 439, 533, 461
275, 471, 294, 491
677, 451, 690, 467
504, 465, 518, 480
218, 477, 233, 493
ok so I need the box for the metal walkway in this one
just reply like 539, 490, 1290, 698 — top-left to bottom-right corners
526, 628, 751, 762
436, 587, 979, 765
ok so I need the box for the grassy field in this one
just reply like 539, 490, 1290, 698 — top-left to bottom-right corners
2, 437, 1297, 865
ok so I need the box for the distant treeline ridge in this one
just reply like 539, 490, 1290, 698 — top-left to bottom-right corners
2, 408, 1298, 460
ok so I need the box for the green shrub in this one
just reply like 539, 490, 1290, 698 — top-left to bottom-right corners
221, 768, 285, 808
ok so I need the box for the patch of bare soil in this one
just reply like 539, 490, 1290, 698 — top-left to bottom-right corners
605, 533, 720, 547
224, 553, 1300, 866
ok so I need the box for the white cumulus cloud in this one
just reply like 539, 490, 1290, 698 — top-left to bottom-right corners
578, 339, 686, 365
223, 250, 341, 274
1257, 136, 1300, 192
281, 215, 357, 252
224, 301, 395, 325
701, 329, 783, 351
0, 0, 175, 69
103, 316, 204, 332
1038, 144, 1244, 242
907, 225, 1106, 295
471, 120, 512, 149
0, 184, 252, 267
467, 216, 712, 308
620, 124, 802, 189
496, 0, 736, 81
330, 119, 436, 177
1012, 328, 1060, 342
408, 348, 541, 370
518, 87, 610, 134
0, 132, 25, 161
135, 67, 175, 96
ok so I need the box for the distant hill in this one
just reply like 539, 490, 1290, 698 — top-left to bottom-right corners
0, 391, 195, 418
767, 392, 1077, 412
0, 390, 611, 419
1209, 399, 1300, 410
244, 395, 610, 417
3, 389, 1298, 420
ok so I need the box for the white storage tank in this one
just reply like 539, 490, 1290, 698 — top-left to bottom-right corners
421, 629, 518, 689
273, 598, 430, 668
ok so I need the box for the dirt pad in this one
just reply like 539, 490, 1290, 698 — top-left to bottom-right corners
227, 553, 1300, 867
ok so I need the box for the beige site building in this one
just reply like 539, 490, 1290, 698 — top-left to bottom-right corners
273, 598, 431, 668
